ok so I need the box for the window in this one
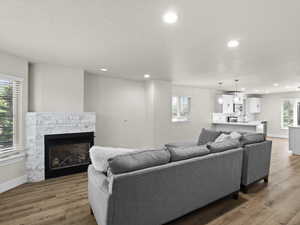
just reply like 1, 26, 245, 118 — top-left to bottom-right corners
172, 96, 191, 122
281, 99, 300, 129
0, 77, 22, 156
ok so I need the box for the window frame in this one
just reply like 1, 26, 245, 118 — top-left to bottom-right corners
280, 98, 300, 130
0, 73, 23, 158
172, 96, 191, 123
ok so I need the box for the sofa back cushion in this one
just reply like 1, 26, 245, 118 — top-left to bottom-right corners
169, 145, 210, 162
108, 149, 171, 175
90, 146, 137, 173
198, 128, 221, 145
241, 133, 266, 146
207, 138, 240, 153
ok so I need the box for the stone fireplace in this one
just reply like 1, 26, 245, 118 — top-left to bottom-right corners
26, 112, 96, 182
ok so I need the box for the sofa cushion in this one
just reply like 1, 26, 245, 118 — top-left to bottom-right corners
169, 145, 210, 162
90, 146, 137, 173
198, 128, 221, 145
241, 133, 266, 146
165, 141, 197, 149
207, 138, 240, 153
108, 149, 171, 175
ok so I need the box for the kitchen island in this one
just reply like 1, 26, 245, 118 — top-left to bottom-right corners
289, 126, 300, 155
212, 121, 267, 134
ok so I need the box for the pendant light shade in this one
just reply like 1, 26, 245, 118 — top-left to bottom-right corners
218, 82, 223, 105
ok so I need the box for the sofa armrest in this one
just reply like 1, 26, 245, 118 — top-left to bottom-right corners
88, 165, 114, 225
242, 140, 272, 186
165, 141, 198, 149
88, 165, 111, 195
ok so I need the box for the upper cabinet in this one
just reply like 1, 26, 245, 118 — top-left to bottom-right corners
222, 95, 234, 114
247, 97, 261, 113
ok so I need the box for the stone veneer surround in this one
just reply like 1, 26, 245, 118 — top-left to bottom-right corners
26, 112, 96, 182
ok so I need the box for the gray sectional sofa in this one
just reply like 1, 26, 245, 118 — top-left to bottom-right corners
88, 129, 272, 225
167, 129, 272, 192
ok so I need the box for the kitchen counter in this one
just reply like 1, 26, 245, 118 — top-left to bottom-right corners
212, 121, 262, 126
211, 121, 266, 134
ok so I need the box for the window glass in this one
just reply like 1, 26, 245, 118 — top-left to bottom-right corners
172, 96, 191, 122
281, 99, 295, 129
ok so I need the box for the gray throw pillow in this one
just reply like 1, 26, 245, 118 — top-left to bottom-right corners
169, 145, 210, 162
198, 128, 221, 145
207, 138, 240, 153
108, 149, 170, 174
241, 133, 266, 146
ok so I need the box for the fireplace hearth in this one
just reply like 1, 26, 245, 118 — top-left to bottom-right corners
45, 132, 94, 179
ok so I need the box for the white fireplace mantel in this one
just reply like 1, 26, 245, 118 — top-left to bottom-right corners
25, 112, 96, 182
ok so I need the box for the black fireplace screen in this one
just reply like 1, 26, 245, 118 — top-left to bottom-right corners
45, 132, 94, 179
49, 143, 90, 170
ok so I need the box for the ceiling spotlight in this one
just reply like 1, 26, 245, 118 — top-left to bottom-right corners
144, 74, 151, 79
273, 83, 279, 87
163, 11, 178, 24
101, 68, 108, 72
227, 40, 239, 48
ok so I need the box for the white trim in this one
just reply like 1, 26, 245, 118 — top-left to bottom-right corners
0, 175, 27, 193
267, 133, 288, 139
0, 152, 25, 167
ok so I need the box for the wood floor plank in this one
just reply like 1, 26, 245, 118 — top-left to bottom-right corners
0, 138, 299, 225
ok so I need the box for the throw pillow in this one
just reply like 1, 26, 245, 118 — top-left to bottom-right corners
198, 128, 221, 145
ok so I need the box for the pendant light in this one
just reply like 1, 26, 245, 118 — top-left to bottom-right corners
233, 79, 239, 104
218, 82, 223, 104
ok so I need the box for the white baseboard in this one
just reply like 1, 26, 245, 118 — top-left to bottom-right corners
267, 133, 288, 139
0, 175, 27, 193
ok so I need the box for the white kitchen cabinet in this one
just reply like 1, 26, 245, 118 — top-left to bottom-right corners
222, 95, 234, 114
247, 97, 261, 113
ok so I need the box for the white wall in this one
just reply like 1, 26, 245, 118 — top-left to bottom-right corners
0, 51, 28, 189
259, 92, 300, 138
85, 74, 215, 148
171, 85, 215, 142
29, 63, 84, 112
84, 73, 150, 148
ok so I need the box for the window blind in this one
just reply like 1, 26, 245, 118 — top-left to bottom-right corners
0, 78, 22, 156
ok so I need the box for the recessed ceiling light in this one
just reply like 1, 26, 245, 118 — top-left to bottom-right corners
163, 11, 178, 24
144, 74, 151, 79
101, 68, 108, 72
273, 83, 279, 87
227, 40, 239, 48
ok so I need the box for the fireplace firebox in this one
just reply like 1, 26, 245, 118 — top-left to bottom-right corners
44, 132, 94, 179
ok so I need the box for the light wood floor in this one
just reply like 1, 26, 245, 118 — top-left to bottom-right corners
1, 138, 300, 225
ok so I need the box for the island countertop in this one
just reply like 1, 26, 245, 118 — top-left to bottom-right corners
211, 121, 263, 126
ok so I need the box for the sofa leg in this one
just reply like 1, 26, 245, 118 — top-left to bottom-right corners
264, 176, 269, 183
232, 191, 239, 200
241, 185, 248, 194
90, 207, 94, 216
